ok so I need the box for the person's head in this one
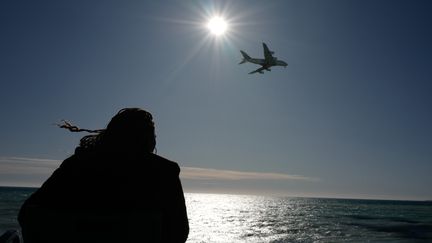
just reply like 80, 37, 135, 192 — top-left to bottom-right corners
64, 108, 156, 153
102, 108, 156, 152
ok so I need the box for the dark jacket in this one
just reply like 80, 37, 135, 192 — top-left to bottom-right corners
18, 148, 189, 243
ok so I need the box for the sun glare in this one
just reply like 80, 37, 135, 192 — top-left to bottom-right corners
207, 17, 228, 36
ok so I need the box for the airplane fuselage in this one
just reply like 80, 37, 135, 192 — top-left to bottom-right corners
247, 58, 287, 68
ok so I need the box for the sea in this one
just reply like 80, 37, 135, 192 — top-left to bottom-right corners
1, 187, 431, 242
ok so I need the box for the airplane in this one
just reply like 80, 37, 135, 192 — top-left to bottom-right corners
239, 43, 288, 74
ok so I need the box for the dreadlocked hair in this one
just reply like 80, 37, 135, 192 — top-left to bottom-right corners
56, 119, 105, 151
78, 133, 105, 150
57, 108, 156, 153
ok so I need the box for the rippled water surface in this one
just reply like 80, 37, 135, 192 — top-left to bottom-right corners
186, 194, 432, 242
1, 187, 432, 242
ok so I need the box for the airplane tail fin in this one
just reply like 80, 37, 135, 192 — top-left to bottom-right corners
239, 50, 251, 64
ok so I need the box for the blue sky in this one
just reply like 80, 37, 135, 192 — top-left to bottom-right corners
1, 0, 431, 200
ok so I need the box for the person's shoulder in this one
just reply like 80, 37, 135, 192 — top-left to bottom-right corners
148, 153, 180, 175
59, 148, 96, 169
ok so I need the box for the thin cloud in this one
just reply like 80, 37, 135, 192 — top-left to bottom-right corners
0, 157, 60, 174
0, 157, 60, 166
0, 157, 62, 187
181, 167, 318, 181
0, 157, 318, 183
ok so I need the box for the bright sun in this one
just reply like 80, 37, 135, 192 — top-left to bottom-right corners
207, 17, 228, 36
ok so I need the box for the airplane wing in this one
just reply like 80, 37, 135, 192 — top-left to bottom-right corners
249, 66, 266, 74
263, 43, 274, 62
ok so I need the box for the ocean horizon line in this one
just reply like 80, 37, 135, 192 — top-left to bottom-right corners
1, 186, 430, 203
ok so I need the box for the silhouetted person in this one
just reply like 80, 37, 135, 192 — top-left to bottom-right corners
18, 108, 189, 243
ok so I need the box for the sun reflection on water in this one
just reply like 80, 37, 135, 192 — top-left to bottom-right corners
185, 193, 296, 242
